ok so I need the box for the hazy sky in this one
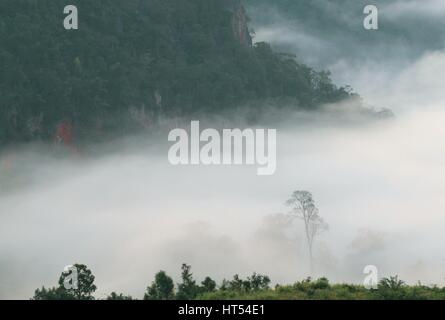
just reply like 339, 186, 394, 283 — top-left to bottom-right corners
1, 0, 445, 299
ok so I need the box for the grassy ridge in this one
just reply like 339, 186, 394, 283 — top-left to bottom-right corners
32, 264, 445, 300
199, 277, 445, 300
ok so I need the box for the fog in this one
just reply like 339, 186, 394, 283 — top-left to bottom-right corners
247, 0, 445, 111
2, 1, 445, 299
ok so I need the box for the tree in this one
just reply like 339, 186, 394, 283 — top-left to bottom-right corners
377, 275, 406, 300
286, 191, 328, 274
106, 292, 133, 300
58, 264, 97, 300
32, 263, 96, 300
225, 273, 270, 292
32, 286, 75, 300
379, 276, 405, 290
248, 273, 271, 291
228, 274, 244, 291
176, 264, 200, 300
200, 277, 217, 293
144, 271, 175, 300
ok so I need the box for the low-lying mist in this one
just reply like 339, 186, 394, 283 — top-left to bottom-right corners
248, 0, 445, 113
1, 99, 445, 299
2, 0, 445, 299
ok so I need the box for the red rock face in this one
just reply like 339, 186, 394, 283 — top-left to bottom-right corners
55, 121, 74, 146
231, 0, 252, 47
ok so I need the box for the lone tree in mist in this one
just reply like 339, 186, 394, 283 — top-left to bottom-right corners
286, 191, 328, 274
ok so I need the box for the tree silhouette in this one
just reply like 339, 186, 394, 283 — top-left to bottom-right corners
33, 263, 96, 300
286, 191, 328, 274
33, 286, 75, 300
201, 277, 217, 293
58, 264, 97, 300
106, 292, 133, 300
144, 271, 175, 300
176, 264, 200, 300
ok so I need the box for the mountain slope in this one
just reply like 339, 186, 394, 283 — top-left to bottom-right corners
0, 0, 353, 145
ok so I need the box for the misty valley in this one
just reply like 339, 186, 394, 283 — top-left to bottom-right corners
1, 0, 445, 305
167, 121, 276, 175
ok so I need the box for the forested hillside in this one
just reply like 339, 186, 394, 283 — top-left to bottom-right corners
0, 0, 353, 146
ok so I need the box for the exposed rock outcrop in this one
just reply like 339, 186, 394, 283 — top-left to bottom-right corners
225, 0, 252, 47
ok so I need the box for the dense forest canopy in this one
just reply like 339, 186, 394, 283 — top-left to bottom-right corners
0, 0, 353, 145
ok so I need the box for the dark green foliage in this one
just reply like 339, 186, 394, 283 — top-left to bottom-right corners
33, 286, 76, 300
58, 264, 97, 300
32, 263, 96, 300
201, 277, 217, 293
176, 264, 200, 300
31, 264, 445, 300
201, 276, 445, 300
379, 276, 405, 290
0, 0, 353, 146
144, 271, 175, 300
220, 272, 271, 292
106, 292, 133, 300
375, 276, 407, 300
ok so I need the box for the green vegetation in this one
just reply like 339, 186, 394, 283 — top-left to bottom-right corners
33, 263, 96, 300
144, 270, 175, 300
246, 0, 445, 59
201, 276, 445, 300
0, 0, 354, 146
106, 292, 134, 300
32, 263, 445, 300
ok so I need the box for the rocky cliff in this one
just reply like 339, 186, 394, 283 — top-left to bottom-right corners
225, 0, 252, 47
